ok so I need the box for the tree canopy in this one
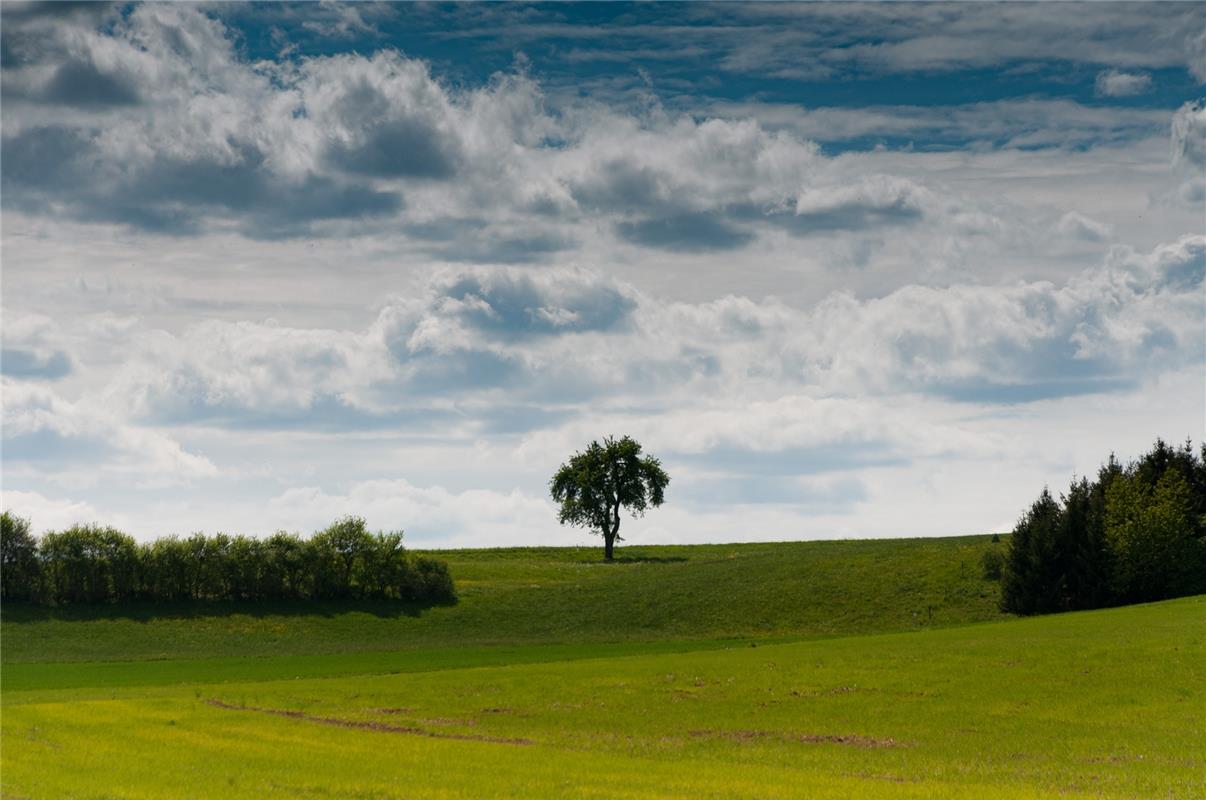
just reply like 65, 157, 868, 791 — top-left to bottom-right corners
999, 437, 1206, 615
0, 513, 455, 606
549, 435, 669, 560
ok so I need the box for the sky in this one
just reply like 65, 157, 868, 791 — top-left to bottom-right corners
1, 1, 1203, 547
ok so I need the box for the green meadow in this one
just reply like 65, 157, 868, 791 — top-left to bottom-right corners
3, 537, 1203, 798
2, 537, 1005, 664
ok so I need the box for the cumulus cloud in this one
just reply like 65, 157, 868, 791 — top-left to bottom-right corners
264, 479, 564, 547
1141, 234, 1206, 292
0, 489, 108, 533
2, 379, 217, 484
1170, 100, 1206, 206
53, 236, 1202, 447
2, 313, 73, 379
2, 2, 1202, 545
777, 174, 926, 235
1094, 69, 1152, 97
0, 3, 1026, 253
1172, 100, 1206, 169
304, 51, 464, 180
414, 268, 637, 343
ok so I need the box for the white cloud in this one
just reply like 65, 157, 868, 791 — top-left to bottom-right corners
0, 489, 109, 533
707, 98, 1172, 151
2, 378, 217, 485
263, 479, 565, 548
1172, 100, 1205, 168
1056, 211, 1113, 242
19, 236, 1197, 448
1, 3, 1202, 546
1094, 69, 1153, 97
466, 4, 1205, 83
1170, 99, 1206, 203
8, 3, 1164, 264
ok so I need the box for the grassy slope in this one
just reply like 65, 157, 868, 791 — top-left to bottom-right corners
1, 536, 1006, 664
3, 597, 1203, 799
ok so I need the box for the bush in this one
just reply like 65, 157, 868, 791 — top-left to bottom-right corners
981, 547, 1004, 580
412, 555, 456, 602
40, 525, 140, 604
1, 515, 455, 606
1, 512, 40, 601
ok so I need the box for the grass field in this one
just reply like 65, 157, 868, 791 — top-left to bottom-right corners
3, 537, 1203, 798
2, 536, 1005, 664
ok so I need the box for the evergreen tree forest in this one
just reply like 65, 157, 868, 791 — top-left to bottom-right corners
0, 514, 454, 606
1000, 438, 1206, 615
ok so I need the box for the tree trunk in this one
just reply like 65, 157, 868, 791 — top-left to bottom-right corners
604, 531, 615, 561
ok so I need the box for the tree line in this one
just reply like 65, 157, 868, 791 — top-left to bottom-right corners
0, 514, 454, 606
998, 438, 1206, 615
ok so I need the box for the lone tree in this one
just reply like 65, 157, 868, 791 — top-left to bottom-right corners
550, 435, 669, 561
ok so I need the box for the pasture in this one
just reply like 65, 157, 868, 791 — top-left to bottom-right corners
2, 538, 1202, 798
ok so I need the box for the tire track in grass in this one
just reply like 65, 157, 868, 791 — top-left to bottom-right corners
687, 729, 905, 748
205, 699, 535, 745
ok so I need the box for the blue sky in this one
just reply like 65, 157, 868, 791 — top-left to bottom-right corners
1, 2, 1203, 546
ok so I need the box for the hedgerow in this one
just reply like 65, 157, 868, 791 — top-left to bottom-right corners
0, 515, 454, 605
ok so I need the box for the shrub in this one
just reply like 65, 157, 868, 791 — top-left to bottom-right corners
1, 512, 40, 601
981, 547, 1004, 580
413, 555, 456, 602
39, 525, 139, 604
0, 515, 455, 606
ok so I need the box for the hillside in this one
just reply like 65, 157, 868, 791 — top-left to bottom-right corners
3, 596, 1202, 799
2, 535, 1007, 664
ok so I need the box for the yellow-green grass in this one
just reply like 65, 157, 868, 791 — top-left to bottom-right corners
2, 536, 1006, 665
3, 597, 1203, 799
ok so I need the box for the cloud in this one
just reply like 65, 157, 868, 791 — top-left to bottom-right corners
434, 4, 1204, 84
2, 1, 1191, 271
1145, 234, 1206, 292
1, 313, 74, 379
63, 234, 1203, 454
1171, 100, 1206, 169
325, 116, 458, 178
2, 379, 218, 484
0, 10, 481, 236
0, 489, 108, 533
93, 267, 638, 425
1, 349, 72, 379
40, 58, 141, 106
405, 222, 576, 264
678, 473, 867, 510
616, 212, 754, 251
1170, 99, 1206, 207
307, 52, 463, 179
298, 2, 389, 40
0, 125, 404, 237
707, 99, 1172, 151
774, 174, 926, 235
1056, 211, 1113, 243
421, 269, 637, 342
1094, 69, 1152, 97
717, 4, 1205, 80
263, 479, 564, 547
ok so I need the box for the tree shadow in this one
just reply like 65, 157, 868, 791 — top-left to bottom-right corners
0, 597, 457, 624
609, 555, 688, 564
